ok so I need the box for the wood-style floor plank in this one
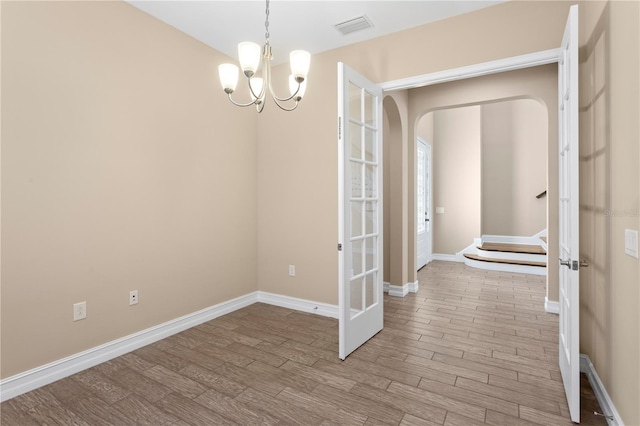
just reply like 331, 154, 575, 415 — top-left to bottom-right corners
1, 261, 608, 426
194, 388, 280, 425
236, 386, 326, 425
109, 366, 173, 403
68, 397, 140, 426
155, 392, 235, 425
276, 386, 368, 426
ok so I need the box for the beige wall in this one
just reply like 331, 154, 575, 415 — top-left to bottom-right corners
1, 2, 258, 378
431, 107, 482, 255
482, 99, 547, 236
417, 113, 434, 145
578, 1, 640, 424
482, 102, 514, 235
383, 93, 410, 285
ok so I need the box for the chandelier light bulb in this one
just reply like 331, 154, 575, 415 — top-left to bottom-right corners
218, 63, 239, 93
290, 50, 311, 82
238, 42, 261, 77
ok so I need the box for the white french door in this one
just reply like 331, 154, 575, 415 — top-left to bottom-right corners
417, 138, 431, 270
338, 62, 384, 360
558, 5, 580, 423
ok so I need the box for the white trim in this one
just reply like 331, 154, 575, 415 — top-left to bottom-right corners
580, 354, 624, 426
383, 281, 419, 296
432, 253, 461, 262
533, 229, 548, 254
0, 291, 339, 402
545, 297, 560, 314
256, 291, 338, 319
463, 256, 546, 276
481, 232, 547, 246
476, 247, 547, 263
380, 49, 560, 91
383, 282, 409, 297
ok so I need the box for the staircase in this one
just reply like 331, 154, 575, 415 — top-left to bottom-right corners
460, 232, 547, 275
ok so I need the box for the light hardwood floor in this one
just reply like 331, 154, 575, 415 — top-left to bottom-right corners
1, 261, 607, 425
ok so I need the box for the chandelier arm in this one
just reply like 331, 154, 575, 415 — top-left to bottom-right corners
272, 97, 300, 111
247, 74, 266, 102
268, 82, 301, 103
266, 62, 301, 103
226, 93, 259, 108
226, 73, 266, 108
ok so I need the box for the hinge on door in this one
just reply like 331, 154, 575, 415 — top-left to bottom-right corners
338, 117, 342, 140
337, 243, 342, 251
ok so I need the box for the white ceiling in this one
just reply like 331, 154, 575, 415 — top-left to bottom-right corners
127, 1, 503, 65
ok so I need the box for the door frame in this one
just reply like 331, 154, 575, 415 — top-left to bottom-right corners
380, 49, 560, 92
380, 48, 560, 309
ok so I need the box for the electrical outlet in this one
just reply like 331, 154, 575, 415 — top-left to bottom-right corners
288, 265, 296, 277
129, 290, 138, 305
73, 301, 87, 321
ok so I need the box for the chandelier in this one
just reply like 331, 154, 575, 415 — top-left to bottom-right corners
218, 0, 311, 112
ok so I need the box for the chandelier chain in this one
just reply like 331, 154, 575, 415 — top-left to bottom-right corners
265, 0, 270, 43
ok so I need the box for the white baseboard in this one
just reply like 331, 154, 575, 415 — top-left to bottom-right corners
580, 354, 624, 426
383, 282, 409, 297
0, 291, 338, 402
257, 291, 338, 319
544, 297, 560, 314
383, 280, 420, 297
432, 253, 461, 262
482, 232, 547, 245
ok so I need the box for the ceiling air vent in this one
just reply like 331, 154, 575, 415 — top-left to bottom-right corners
334, 15, 373, 35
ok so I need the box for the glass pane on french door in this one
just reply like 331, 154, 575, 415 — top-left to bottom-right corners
348, 80, 379, 320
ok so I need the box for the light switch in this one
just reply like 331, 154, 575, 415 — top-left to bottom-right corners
436, 207, 445, 214
625, 229, 638, 259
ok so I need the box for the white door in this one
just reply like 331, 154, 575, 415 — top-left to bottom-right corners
338, 62, 384, 360
417, 138, 432, 269
558, 5, 580, 423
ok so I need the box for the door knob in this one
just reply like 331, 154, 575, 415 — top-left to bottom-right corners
559, 258, 580, 270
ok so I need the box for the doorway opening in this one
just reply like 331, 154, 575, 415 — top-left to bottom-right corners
416, 99, 548, 270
